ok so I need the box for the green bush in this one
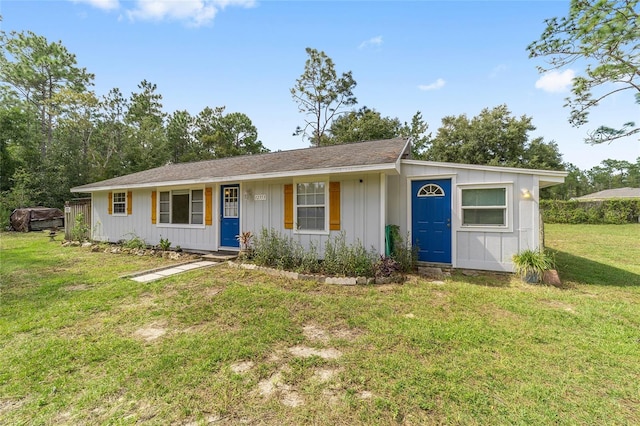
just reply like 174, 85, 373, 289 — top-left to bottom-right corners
158, 237, 171, 251
387, 226, 417, 273
71, 213, 90, 242
121, 232, 147, 249
323, 232, 377, 277
541, 199, 640, 224
512, 248, 554, 283
253, 228, 378, 277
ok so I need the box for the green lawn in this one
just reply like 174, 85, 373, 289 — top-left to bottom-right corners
1, 226, 639, 425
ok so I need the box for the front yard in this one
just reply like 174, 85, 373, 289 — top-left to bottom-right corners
1, 225, 639, 424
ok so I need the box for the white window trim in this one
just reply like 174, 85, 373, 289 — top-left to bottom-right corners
156, 186, 206, 229
293, 178, 330, 235
222, 185, 239, 219
112, 191, 127, 216
457, 182, 513, 233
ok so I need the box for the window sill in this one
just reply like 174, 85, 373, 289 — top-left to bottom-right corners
156, 223, 207, 229
293, 229, 331, 236
459, 225, 512, 233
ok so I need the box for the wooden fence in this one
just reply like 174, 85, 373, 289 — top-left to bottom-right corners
64, 198, 91, 240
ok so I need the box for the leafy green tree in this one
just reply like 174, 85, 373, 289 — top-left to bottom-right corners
48, 89, 100, 189
0, 97, 39, 192
213, 112, 268, 158
528, 0, 640, 144
542, 163, 590, 199
521, 138, 564, 170
327, 107, 431, 158
193, 107, 268, 159
0, 29, 94, 159
400, 111, 431, 159
195, 106, 225, 158
291, 47, 357, 146
425, 105, 564, 170
92, 88, 129, 180
167, 110, 197, 163
328, 107, 401, 144
123, 80, 168, 172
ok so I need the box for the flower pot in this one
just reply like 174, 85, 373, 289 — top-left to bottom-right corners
523, 271, 541, 284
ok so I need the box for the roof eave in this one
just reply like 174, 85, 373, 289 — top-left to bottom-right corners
70, 162, 400, 193
401, 159, 569, 179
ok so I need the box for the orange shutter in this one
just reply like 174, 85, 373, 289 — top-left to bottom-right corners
284, 184, 293, 229
205, 187, 213, 225
127, 191, 133, 215
108, 192, 113, 215
151, 191, 157, 224
329, 182, 340, 230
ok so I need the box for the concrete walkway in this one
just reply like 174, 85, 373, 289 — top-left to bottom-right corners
130, 260, 219, 283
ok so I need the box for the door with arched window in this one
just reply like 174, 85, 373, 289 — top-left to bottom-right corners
411, 179, 452, 263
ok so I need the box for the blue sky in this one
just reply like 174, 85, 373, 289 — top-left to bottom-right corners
2, 0, 638, 170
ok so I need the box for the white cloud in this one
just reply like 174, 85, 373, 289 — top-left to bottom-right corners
72, 0, 120, 10
489, 64, 507, 78
72, 0, 255, 26
418, 78, 445, 91
359, 36, 383, 50
535, 69, 575, 93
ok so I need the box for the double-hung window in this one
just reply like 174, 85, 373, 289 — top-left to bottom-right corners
296, 181, 326, 231
158, 188, 204, 225
112, 192, 126, 215
461, 186, 509, 228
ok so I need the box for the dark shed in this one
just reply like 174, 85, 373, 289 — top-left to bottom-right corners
10, 207, 65, 232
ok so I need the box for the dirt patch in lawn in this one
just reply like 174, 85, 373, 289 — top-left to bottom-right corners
303, 323, 362, 343
288, 345, 342, 360
119, 292, 157, 311
0, 398, 26, 416
312, 367, 341, 383
230, 361, 255, 374
542, 299, 576, 313
256, 368, 304, 408
203, 287, 223, 299
63, 284, 92, 291
134, 323, 167, 341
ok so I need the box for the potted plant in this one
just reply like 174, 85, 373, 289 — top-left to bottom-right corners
236, 231, 254, 259
512, 248, 553, 283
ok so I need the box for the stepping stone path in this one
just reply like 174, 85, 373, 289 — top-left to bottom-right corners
130, 261, 218, 283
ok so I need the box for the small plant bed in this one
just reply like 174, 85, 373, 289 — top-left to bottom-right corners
62, 234, 199, 262
245, 228, 416, 284
230, 261, 400, 285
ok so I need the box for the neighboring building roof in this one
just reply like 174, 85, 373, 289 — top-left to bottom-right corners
71, 138, 411, 192
573, 187, 640, 201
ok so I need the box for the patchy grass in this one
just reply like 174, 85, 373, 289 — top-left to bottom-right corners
1, 228, 639, 425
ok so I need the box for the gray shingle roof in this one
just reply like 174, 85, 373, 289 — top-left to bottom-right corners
71, 138, 410, 192
574, 187, 640, 200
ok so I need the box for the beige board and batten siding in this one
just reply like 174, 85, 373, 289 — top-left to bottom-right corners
240, 174, 383, 257
392, 161, 541, 272
91, 188, 217, 251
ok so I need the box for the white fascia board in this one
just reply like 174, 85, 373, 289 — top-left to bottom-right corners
401, 159, 569, 179
70, 163, 399, 193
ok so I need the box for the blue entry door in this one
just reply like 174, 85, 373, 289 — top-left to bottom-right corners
411, 179, 452, 263
220, 185, 240, 248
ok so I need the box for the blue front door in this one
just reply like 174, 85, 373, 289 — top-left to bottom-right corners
220, 185, 240, 248
411, 179, 452, 263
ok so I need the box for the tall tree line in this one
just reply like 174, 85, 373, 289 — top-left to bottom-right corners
0, 27, 267, 214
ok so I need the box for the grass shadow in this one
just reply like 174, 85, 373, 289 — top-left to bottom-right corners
550, 249, 640, 287
448, 271, 512, 288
